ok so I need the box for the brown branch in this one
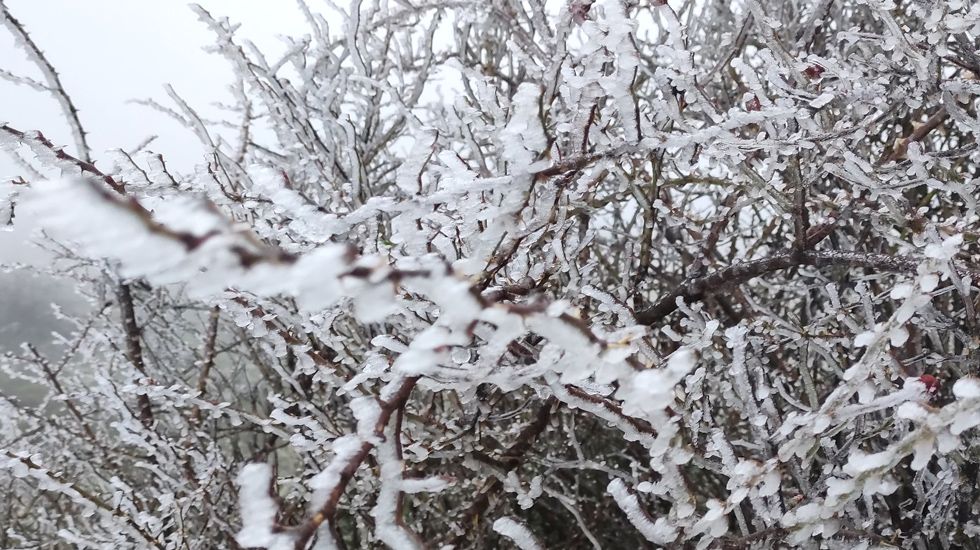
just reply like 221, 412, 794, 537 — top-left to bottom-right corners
634, 249, 976, 326
0, 124, 125, 193
563, 384, 657, 437
531, 145, 634, 179
879, 106, 949, 164
446, 397, 557, 546
25, 344, 97, 442
791, 159, 809, 255
2, 450, 163, 548
711, 526, 899, 549
392, 404, 413, 543
115, 283, 155, 429
0, 2, 90, 162
290, 377, 419, 550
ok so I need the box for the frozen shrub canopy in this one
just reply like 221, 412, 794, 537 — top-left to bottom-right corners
3, 0, 980, 548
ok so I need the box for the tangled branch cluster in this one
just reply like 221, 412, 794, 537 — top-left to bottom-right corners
3, 0, 980, 548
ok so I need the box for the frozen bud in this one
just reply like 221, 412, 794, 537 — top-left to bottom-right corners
570, 1, 592, 23
918, 374, 940, 395
803, 65, 825, 80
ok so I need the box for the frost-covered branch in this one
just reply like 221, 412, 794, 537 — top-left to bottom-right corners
5, 0, 980, 548
0, 1, 90, 161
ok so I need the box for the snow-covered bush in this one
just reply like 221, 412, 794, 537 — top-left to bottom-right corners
3, 0, 980, 548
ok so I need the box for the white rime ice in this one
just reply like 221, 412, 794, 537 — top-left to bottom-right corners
6, 0, 980, 548
607, 478, 678, 545
492, 517, 544, 550
236, 463, 292, 550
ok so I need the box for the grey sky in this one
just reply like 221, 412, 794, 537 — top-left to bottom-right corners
0, 2, 313, 374
2, 1, 309, 172
1, 1, 313, 264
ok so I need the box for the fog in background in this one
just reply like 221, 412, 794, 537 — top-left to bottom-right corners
1, 1, 311, 398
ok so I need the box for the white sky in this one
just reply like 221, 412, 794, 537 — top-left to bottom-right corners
0, 1, 320, 371
1, 0, 314, 263
2, 0, 311, 173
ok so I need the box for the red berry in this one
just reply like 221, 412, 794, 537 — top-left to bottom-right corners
803, 65, 825, 80
918, 374, 940, 394
746, 96, 762, 111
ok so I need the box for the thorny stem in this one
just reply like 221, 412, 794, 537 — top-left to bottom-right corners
0, 1, 90, 162
0, 13, 160, 434
115, 283, 155, 429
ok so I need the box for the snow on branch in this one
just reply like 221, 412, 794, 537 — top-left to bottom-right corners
607, 478, 678, 545
6, 0, 980, 548
492, 517, 544, 550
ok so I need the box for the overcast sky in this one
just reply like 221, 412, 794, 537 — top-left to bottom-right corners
2, 0, 312, 172
0, 2, 317, 366
1, 1, 318, 264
